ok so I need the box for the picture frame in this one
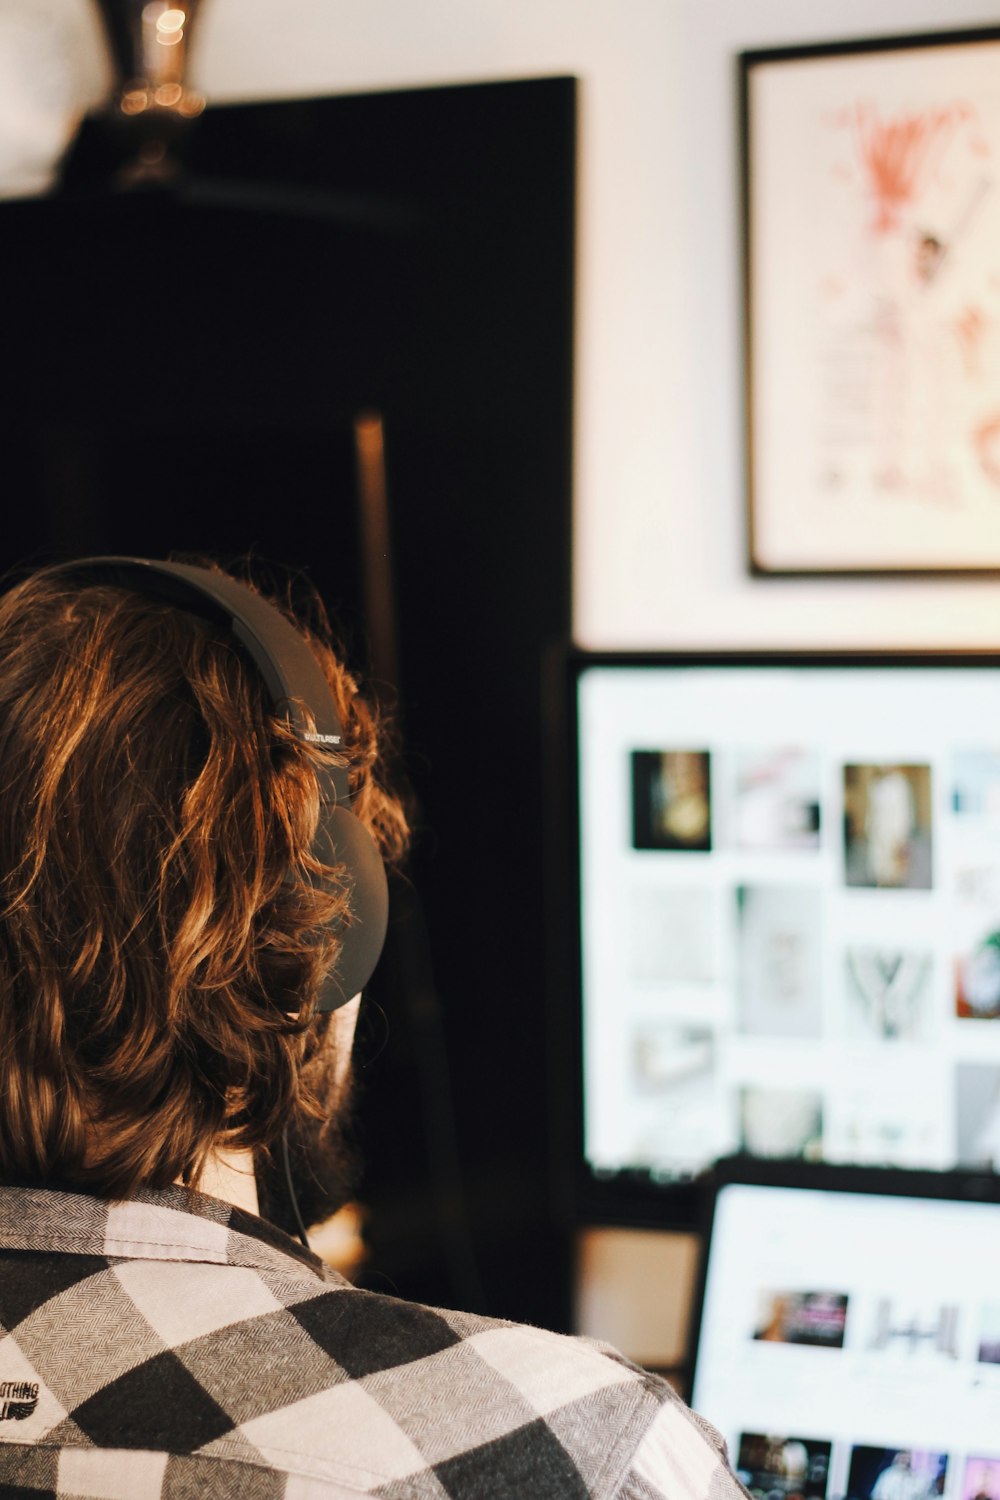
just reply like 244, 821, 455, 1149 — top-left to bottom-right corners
742, 27, 1000, 575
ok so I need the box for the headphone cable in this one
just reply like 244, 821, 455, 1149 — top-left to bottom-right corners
281, 1125, 312, 1250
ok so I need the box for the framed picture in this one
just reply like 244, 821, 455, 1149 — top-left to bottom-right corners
743, 28, 1000, 575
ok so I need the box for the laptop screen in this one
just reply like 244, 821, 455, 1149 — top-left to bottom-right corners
573, 653, 1000, 1201
689, 1170, 1000, 1497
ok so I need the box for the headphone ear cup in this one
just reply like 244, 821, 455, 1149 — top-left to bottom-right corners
313, 805, 389, 1011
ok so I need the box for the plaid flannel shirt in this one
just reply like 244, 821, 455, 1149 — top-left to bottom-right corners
0, 1184, 744, 1500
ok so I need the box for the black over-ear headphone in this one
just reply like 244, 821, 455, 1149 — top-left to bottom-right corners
50, 555, 389, 1012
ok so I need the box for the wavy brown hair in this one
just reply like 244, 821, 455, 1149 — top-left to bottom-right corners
0, 560, 407, 1199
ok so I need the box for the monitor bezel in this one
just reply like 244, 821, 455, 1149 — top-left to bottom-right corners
561, 646, 1000, 1232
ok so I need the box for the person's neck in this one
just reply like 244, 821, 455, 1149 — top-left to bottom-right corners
188, 1145, 260, 1215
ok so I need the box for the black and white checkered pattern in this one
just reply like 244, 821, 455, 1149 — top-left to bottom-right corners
0, 1185, 744, 1499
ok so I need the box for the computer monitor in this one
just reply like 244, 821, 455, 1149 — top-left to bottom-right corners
688, 1159, 1000, 1496
569, 651, 1000, 1216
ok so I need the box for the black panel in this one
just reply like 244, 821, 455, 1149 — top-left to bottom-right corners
0, 78, 575, 1330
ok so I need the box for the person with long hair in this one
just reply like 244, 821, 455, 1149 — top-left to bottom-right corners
0, 557, 744, 1500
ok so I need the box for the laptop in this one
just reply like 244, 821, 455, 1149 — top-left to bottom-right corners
688, 1158, 1000, 1500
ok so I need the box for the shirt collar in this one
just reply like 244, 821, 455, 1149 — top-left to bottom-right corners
0, 1182, 348, 1285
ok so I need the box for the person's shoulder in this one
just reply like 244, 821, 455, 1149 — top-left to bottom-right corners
277, 1284, 743, 1500
0, 1223, 743, 1500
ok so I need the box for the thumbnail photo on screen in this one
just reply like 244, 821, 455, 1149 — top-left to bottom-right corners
843, 765, 932, 890
956, 1064, 1000, 1170
843, 949, 933, 1040
867, 1299, 958, 1358
976, 1303, 1000, 1364
739, 1086, 823, 1160
627, 887, 716, 984
631, 750, 712, 851
736, 1434, 831, 1500
847, 1448, 947, 1500
963, 1458, 1000, 1500
730, 748, 822, 851
737, 886, 823, 1039
753, 1291, 849, 1349
956, 928, 1000, 1021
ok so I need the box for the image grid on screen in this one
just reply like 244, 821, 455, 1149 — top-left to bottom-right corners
578, 662, 1000, 1181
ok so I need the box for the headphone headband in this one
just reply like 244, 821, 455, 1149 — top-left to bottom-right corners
54, 556, 352, 807
43, 556, 388, 1011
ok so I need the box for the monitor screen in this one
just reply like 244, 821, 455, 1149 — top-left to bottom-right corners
689, 1170, 1000, 1494
573, 654, 1000, 1193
